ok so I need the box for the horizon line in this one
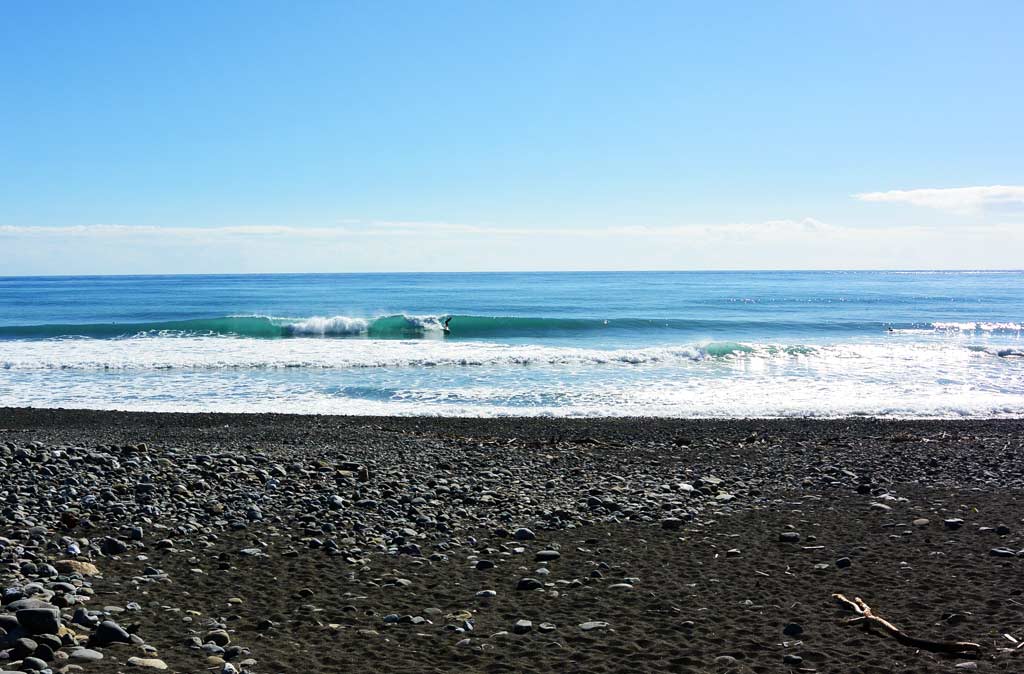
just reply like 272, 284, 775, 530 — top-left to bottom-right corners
2, 268, 1022, 279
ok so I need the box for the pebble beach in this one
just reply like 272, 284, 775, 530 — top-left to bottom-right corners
2, 409, 1023, 673
4, 2, 1021, 673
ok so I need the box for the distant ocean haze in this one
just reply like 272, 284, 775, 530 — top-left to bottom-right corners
0, 271, 1021, 417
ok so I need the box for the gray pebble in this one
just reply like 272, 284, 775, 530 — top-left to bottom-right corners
516, 577, 544, 591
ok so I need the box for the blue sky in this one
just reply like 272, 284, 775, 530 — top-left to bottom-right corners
2, 0, 1022, 273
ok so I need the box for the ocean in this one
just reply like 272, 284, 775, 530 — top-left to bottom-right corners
0, 271, 1021, 417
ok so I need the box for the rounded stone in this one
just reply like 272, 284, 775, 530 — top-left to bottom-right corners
127, 657, 169, 669
20, 656, 47, 671
513, 528, 536, 541
204, 629, 231, 646
89, 620, 131, 647
516, 577, 544, 591
10, 637, 38, 659
16, 608, 61, 635
68, 648, 104, 663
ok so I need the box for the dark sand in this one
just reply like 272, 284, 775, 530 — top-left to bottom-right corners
2, 409, 1024, 673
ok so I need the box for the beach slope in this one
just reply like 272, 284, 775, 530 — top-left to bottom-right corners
1, 409, 1023, 673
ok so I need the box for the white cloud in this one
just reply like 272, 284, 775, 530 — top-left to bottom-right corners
2, 218, 1020, 274
0, 218, 842, 241
853, 185, 1024, 213
603, 218, 842, 239
0, 224, 355, 239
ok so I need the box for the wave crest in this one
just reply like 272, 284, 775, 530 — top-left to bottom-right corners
1, 313, 1022, 340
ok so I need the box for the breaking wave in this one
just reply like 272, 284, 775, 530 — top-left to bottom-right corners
1, 314, 1022, 340
0, 339, 759, 370
2, 338, 1021, 371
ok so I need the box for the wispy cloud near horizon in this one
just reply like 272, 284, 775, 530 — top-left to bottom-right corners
853, 185, 1024, 213
2, 218, 1021, 274
0, 218, 849, 241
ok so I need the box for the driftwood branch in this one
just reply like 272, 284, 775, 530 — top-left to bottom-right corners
832, 594, 981, 656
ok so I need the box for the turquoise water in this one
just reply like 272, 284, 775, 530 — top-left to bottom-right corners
0, 271, 1021, 417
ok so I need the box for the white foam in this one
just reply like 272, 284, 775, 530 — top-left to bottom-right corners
3, 370, 1020, 419
932, 321, 1023, 332
283, 315, 370, 336
1, 336, 1021, 418
0, 337, 712, 370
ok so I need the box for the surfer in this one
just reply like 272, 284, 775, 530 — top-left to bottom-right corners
442, 316, 453, 334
